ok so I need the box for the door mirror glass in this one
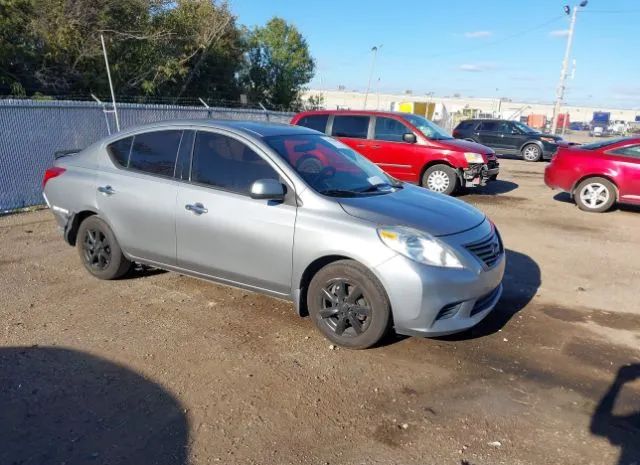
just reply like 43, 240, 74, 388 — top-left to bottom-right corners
402, 133, 417, 144
250, 179, 285, 201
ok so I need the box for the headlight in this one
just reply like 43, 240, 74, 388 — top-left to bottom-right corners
540, 137, 557, 143
377, 226, 464, 268
464, 152, 485, 163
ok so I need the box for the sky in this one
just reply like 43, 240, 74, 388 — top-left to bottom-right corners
230, 0, 640, 109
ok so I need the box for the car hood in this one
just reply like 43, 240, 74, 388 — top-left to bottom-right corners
438, 138, 493, 154
337, 184, 486, 237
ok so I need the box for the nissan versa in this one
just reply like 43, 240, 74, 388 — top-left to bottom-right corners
42, 120, 505, 349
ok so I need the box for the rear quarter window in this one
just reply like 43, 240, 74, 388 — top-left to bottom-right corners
107, 137, 133, 167
456, 121, 475, 130
296, 115, 329, 133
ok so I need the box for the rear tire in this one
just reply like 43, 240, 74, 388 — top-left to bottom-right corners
422, 164, 459, 195
521, 143, 542, 162
307, 260, 391, 349
77, 216, 132, 280
575, 177, 616, 213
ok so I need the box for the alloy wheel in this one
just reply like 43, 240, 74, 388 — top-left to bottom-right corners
82, 228, 111, 270
523, 145, 540, 161
427, 170, 450, 192
318, 279, 371, 337
579, 182, 610, 210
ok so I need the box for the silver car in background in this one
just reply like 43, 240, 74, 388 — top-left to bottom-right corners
42, 120, 505, 349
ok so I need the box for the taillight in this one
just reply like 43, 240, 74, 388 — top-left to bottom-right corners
42, 167, 66, 188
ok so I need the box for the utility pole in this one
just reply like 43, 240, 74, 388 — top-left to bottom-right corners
364, 45, 382, 109
100, 34, 120, 132
551, 1, 587, 134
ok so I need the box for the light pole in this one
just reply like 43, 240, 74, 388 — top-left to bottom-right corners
551, 1, 588, 134
364, 45, 382, 109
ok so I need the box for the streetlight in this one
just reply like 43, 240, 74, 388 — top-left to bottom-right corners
364, 45, 382, 109
551, 1, 588, 134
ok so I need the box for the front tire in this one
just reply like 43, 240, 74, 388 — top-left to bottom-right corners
575, 177, 616, 213
422, 164, 459, 195
307, 260, 391, 349
77, 216, 132, 280
521, 143, 542, 162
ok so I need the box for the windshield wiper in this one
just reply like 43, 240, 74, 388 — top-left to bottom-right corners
357, 182, 402, 193
318, 188, 363, 197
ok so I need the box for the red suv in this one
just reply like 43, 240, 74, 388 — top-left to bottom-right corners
544, 137, 640, 212
290, 111, 499, 195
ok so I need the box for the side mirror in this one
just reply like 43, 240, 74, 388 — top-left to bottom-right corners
250, 179, 285, 201
402, 133, 417, 144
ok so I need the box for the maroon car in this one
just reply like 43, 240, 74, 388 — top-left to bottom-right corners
545, 137, 640, 212
291, 110, 499, 195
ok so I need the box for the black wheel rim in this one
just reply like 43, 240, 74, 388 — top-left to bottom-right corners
82, 228, 111, 271
318, 279, 371, 337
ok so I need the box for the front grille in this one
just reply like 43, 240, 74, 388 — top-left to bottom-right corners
464, 230, 503, 268
470, 286, 501, 316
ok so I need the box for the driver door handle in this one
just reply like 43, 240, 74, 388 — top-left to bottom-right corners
356, 143, 367, 148
185, 203, 208, 215
371, 145, 381, 149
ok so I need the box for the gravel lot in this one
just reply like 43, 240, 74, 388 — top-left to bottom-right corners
1, 156, 639, 465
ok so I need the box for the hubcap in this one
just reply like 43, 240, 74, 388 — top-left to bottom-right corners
580, 183, 610, 209
523, 146, 539, 160
83, 228, 111, 270
427, 171, 450, 192
318, 279, 371, 337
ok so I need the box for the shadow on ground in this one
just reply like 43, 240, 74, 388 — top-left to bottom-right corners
554, 192, 640, 214
440, 249, 541, 341
591, 364, 640, 465
470, 180, 519, 196
0, 347, 188, 465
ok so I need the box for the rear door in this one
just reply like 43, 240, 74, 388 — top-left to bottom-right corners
476, 121, 502, 149
329, 115, 371, 155
295, 114, 330, 134
358, 116, 417, 181
97, 129, 188, 265
606, 144, 640, 202
175, 130, 297, 295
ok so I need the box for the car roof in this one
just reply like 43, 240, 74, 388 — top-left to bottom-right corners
296, 110, 421, 119
113, 119, 318, 139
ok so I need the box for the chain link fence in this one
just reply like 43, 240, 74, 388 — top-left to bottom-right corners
0, 99, 294, 212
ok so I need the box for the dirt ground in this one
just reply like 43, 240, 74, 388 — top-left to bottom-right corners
1, 157, 639, 465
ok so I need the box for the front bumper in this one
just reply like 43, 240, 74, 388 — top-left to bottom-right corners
374, 222, 506, 337
463, 160, 500, 187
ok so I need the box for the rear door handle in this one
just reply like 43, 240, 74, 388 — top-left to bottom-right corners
371, 145, 381, 149
185, 203, 208, 215
98, 185, 115, 195
355, 144, 367, 148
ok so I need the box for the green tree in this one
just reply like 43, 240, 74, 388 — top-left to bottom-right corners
241, 17, 315, 110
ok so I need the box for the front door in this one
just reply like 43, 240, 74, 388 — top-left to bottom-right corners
176, 130, 297, 295
499, 122, 527, 154
607, 144, 640, 203
356, 116, 417, 182
96, 130, 185, 265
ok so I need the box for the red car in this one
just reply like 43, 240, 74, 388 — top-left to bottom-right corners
544, 137, 640, 212
290, 110, 499, 195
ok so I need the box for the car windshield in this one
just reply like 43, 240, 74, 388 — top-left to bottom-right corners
402, 114, 453, 140
580, 138, 630, 150
264, 134, 402, 197
513, 122, 539, 134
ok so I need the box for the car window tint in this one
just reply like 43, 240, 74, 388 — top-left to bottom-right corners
191, 131, 279, 194
297, 115, 329, 133
611, 145, 640, 159
497, 122, 512, 133
456, 121, 474, 130
479, 121, 498, 131
129, 131, 182, 177
374, 117, 410, 142
331, 116, 369, 139
107, 137, 133, 167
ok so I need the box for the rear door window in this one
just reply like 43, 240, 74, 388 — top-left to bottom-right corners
456, 121, 475, 130
129, 130, 183, 177
296, 115, 329, 133
478, 121, 498, 132
331, 116, 370, 139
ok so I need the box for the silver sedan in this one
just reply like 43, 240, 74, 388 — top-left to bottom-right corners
42, 120, 505, 349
